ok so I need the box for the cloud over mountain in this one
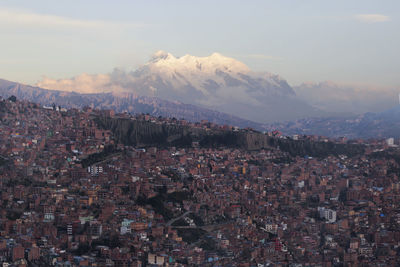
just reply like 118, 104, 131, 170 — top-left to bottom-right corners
294, 81, 399, 114
37, 73, 120, 94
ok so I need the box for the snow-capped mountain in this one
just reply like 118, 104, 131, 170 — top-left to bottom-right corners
37, 51, 321, 122
128, 51, 295, 103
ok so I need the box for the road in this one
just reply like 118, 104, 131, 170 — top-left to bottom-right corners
166, 210, 192, 226
172, 222, 232, 232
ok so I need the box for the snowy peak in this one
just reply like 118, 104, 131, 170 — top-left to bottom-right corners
148, 51, 251, 74
129, 51, 296, 109
151, 50, 175, 62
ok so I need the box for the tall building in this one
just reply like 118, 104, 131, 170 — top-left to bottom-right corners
12, 246, 25, 261
318, 207, 337, 223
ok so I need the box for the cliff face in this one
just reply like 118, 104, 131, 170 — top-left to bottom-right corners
94, 116, 200, 147
94, 115, 267, 149
244, 132, 271, 150
94, 116, 365, 158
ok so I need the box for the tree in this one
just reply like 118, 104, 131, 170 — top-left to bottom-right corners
76, 242, 90, 255
8, 95, 17, 102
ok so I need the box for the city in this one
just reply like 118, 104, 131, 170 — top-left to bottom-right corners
1, 2, 399, 265
0, 97, 399, 266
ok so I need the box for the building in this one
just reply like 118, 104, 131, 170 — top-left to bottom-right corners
318, 207, 337, 223
386, 137, 395, 146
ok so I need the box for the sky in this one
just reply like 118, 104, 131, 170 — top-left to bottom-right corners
0, 0, 399, 88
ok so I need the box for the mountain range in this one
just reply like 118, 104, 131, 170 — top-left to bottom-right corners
1, 51, 399, 139
37, 51, 321, 123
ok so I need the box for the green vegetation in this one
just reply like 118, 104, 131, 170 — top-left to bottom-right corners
91, 233, 121, 249
6, 209, 22, 221
81, 145, 119, 168
171, 218, 189, 226
188, 213, 205, 226
0, 156, 9, 167
177, 228, 207, 243
7, 95, 17, 102
136, 191, 192, 221
370, 148, 400, 164
167, 191, 192, 203
199, 236, 217, 251
146, 194, 174, 221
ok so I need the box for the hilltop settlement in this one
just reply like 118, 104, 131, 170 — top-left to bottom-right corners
0, 97, 400, 266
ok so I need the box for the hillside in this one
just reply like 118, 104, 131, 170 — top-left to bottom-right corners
0, 78, 264, 129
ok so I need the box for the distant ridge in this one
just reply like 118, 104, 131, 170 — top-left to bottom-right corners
0, 78, 265, 130
269, 104, 400, 139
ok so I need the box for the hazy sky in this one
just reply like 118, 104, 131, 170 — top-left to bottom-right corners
0, 0, 399, 88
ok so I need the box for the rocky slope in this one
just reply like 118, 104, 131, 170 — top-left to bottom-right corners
94, 115, 364, 157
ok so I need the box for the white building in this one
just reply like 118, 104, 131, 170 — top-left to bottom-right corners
386, 137, 395, 146
120, 219, 134, 235
88, 166, 103, 176
318, 207, 337, 223
264, 223, 278, 234
148, 253, 165, 265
